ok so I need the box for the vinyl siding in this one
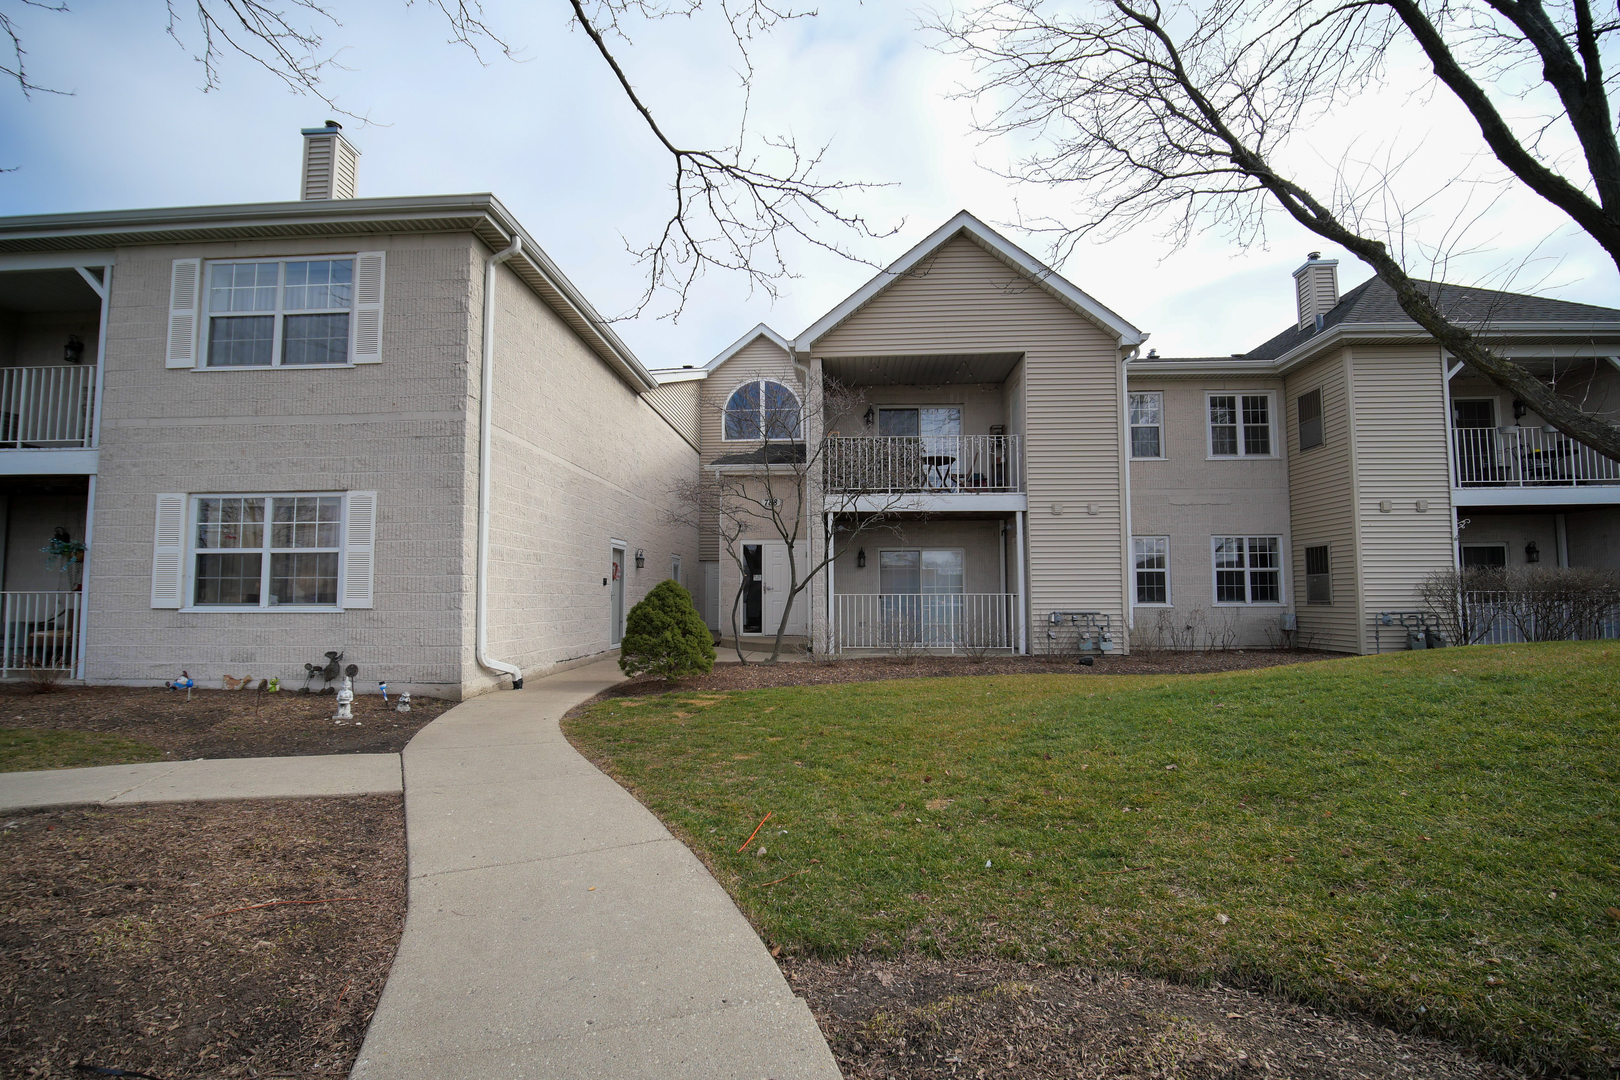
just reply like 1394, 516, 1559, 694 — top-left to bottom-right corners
1283, 351, 1359, 653
1350, 345, 1455, 651
810, 236, 1127, 645
696, 334, 801, 561
642, 380, 700, 450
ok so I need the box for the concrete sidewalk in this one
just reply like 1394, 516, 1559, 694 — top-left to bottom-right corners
0, 753, 402, 812
351, 658, 840, 1080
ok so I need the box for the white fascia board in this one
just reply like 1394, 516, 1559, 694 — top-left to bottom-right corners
0, 250, 116, 271
646, 367, 709, 382
705, 323, 792, 371
793, 210, 1146, 351
1267, 321, 1620, 374
1127, 361, 1282, 380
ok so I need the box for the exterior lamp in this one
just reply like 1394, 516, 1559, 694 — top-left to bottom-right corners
863, 406, 875, 426
63, 335, 84, 364
1525, 541, 1540, 563
634, 549, 645, 569
856, 547, 866, 568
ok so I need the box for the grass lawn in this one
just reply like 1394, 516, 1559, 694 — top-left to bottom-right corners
565, 642, 1620, 1076
0, 728, 165, 771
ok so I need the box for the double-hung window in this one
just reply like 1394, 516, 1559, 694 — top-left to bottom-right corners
206, 259, 354, 367
1132, 536, 1169, 604
1304, 544, 1332, 604
1213, 536, 1282, 604
1129, 393, 1164, 458
1297, 389, 1325, 450
1209, 394, 1273, 456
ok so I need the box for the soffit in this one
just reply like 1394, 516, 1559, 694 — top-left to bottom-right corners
822, 353, 1023, 387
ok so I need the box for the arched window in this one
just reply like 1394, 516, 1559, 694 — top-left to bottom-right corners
724, 379, 802, 440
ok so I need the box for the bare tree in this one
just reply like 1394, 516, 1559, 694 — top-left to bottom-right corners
4, 0, 895, 318
671, 376, 922, 662
933, 0, 1620, 460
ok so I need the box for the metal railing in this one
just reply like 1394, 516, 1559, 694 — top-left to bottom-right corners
0, 365, 95, 449
1457, 591, 1620, 645
833, 592, 1019, 651
0, 591, 81, 674
1452, 426, 1620, 487
824, 435, 1022, 494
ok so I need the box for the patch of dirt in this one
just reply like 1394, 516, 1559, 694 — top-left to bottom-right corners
0, 796, 407, 1079
0, 684, 454, 760
592, 649, 1338, 701
785, 955, 1522, 1080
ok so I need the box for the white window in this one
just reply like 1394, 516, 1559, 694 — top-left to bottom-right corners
1213, 536, 1282, 604
1129, 393, 1163, 458
166, 252, 384, 369
149, 492, 376, 610
1132, 536, 1169, 604
1208, 394, 1274, 457
724, 379, 802, 440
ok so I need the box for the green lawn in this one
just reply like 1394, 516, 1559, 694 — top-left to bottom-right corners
565, 642, 1620, 1076
0, 728, 165, 772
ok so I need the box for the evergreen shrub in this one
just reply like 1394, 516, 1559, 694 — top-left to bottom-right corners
619, 579, 716, 680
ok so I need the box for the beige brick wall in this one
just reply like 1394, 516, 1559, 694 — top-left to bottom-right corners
86, 233, 480, 697
468, 256, 700, 696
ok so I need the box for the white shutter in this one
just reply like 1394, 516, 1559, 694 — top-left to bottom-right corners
351, 251, 385, 363
151, 494, 187, 608
342, 491, 377, 608
166, 259, 202, 368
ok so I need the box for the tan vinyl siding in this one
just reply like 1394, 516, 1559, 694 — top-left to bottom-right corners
698, 336, 799, 464
811, 236, 1126, 642
1283, 351, 1359, 653
642, 380, 700, 450
1350, 345, 1455, 651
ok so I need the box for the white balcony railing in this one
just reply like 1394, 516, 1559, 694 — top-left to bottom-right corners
824, 435, 1022, 494
1458, 591, 1620, 645
833, 592, 1019, 652
0, 591, 81, 675
1453, 426, 1620, 487
0, 365, 95, 449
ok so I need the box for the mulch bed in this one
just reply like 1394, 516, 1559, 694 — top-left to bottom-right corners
594, 648, 1339, 700
0, 796, 407, 1079
0, 684, 454, 760
786, 955, 1521, 1080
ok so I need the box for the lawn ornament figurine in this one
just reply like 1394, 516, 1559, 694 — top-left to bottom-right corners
378, 681, 389, 704
302, 651, 345, 693
396, 691, 411, 713
165, 671, 195, 701
333, 676, 355, 722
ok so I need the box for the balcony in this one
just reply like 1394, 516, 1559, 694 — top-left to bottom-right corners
0, 365, 95, 450
832, 592, 1020, 652
824, 435, 1023, 495
0, 591, 81, 675
1453, 426, 1620, 488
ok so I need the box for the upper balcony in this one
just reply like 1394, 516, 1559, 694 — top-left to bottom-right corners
1452, 425, 1620, 505
0, 364, 96, 450
824, 434, 1023, 494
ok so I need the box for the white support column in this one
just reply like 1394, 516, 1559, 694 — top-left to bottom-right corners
825, 512, 836, 654
74, 473, 96, 681
1015, 510, 1027, 654
1556, 513, 1569, 567
80, 264, 111, 451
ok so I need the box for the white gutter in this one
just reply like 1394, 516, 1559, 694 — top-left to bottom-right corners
476, 237, 525, 689
1121, 349, 1135, 633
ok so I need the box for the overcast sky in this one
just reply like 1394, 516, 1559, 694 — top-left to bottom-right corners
2, 0, 1616, 369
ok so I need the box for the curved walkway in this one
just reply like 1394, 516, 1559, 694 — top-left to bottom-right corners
351, 657, 840, 1080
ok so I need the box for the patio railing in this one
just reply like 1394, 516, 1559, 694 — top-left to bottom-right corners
1457, 590, 1620, 645
0, 591, 81, 675
824, 435, 1022, 494
1452, 425, 1620, 487
0, 364, 95, 449
833, 592, 1019, 652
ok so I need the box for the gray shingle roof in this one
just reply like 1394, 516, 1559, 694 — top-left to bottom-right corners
711, 443, 807, 466
1241, 276, 1620, 362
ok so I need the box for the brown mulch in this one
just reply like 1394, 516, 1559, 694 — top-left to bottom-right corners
594, 648, 1340, 701
0, 684, 454, 760
786, 955, 1522, 1080
0, 796, 407, 1079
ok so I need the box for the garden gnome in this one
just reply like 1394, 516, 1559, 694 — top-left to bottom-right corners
396, 691, 411, 713
333, 676, 355, 721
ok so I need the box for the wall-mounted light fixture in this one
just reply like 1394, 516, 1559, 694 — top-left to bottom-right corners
63, 335, 84, 364
863, 406, 875, 426
1525, 541, 1540, 563
634, 549, 645, 569
856, 547, 866, 568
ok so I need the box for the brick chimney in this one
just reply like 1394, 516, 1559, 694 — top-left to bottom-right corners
300, 121, 360, 201
1293, 251, 1338, 331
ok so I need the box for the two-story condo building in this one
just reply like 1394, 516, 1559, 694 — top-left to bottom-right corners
1, 131, 1616, 694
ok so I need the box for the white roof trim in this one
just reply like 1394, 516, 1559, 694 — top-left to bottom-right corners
793, 211, 1146, 351
650, 323, 790, 382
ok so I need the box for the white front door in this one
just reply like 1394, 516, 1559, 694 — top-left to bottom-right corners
610, 543, 626, 645
760, 540, 805, 637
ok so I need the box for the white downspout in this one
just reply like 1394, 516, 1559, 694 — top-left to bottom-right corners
477, 237, 525, 689
1121, 350, 1135, 633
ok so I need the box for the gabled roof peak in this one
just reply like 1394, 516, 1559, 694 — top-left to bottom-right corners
793, 211, 1146, 351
